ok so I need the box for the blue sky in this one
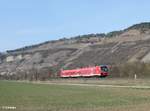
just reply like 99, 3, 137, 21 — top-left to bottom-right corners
0, 0, 150, 51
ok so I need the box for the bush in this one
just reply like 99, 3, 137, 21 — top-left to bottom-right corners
110, 62, 150, 78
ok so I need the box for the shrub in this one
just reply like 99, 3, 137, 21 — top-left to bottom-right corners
110, 62, 150, 78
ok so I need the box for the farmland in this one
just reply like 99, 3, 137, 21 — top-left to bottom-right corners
0, 80, 150, 111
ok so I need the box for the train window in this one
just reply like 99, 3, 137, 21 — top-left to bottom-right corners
101, 66, 108, 72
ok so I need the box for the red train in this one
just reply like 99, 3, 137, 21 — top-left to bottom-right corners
60, 65, 109, 78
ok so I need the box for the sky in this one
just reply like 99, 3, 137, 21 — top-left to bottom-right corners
0, 0, 150, 51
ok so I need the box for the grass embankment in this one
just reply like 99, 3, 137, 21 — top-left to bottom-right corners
0, 80, 150, 111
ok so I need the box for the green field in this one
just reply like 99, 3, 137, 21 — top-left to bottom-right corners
0, 81, 150, 111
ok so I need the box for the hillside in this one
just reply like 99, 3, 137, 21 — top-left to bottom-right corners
1, 22, 150, 80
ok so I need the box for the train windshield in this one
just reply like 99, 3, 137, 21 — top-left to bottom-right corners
101, 66, 109, 72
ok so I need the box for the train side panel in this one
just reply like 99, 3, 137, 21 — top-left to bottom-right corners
60, 66, 105, 77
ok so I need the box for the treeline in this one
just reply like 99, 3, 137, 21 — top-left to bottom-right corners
72, 33, 106, 39
126, 22, 150, 31
110, 62, 150, 78
6, 40, 57, 53
0, 63, 62, 81
106, 30, 123, 37
0, 67, 59, 81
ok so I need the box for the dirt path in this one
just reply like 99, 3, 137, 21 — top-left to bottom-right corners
29, 81, 150, 89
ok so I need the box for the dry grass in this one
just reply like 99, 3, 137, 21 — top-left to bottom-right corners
47, 78, 150, 86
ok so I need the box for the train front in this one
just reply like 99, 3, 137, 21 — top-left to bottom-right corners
100, 65, 109, 77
